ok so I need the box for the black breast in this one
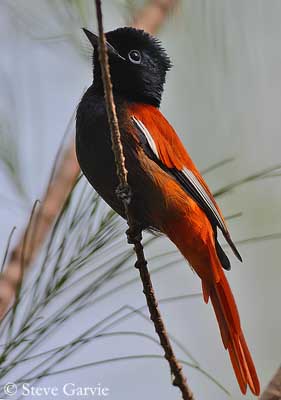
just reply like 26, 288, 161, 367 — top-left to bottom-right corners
76, 86, 153, 227
76, 86, 125, 217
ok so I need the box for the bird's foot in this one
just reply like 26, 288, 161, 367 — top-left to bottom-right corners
116, 183, 132, 205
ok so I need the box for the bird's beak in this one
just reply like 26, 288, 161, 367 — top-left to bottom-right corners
82, 28, 125, 61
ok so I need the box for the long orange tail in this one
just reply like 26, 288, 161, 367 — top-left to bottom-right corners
163, 217, 260, 395
202, 265, 260, 395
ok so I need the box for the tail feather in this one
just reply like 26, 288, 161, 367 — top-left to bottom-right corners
206, 265, 260, 395
239, 333, 260, 394
228, 343, 247, 394
216, 271, 241, 330
163, 218, 260, 395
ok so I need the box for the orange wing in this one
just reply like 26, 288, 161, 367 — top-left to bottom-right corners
128, 103, 260, 396
129, 103, 241, 263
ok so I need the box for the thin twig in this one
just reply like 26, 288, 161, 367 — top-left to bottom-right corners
94, 1, 193, 399
8, 200, 40, 339
0, 136, 80, 319
0, 0, 179, 323
0, 227, 16, 273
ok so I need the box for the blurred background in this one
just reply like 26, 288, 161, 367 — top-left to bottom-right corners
0, 1, 281, 399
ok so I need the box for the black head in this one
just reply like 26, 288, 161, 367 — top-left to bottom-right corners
83, 27, 172, 107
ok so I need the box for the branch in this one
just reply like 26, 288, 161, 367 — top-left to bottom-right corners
0, 0, 179, 321
94, 1, 193, 399
0, 138, 79, 319
260, 366, 281, 400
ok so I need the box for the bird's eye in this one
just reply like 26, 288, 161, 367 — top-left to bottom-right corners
128, 50, 141, 64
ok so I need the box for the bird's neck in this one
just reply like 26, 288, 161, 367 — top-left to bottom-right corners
92, 76, 162, 108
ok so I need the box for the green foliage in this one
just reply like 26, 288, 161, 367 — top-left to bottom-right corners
0, 176, 230, 397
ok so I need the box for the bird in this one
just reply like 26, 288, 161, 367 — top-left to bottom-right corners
76, 27, 260, 396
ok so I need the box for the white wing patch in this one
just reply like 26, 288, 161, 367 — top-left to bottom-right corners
132, 116, 160, 159
132, 116, 227, 234
182, 168, 227, 232
132, 115, 242, 262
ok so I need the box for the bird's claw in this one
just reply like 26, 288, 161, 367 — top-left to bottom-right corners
116, 184, 132, 205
